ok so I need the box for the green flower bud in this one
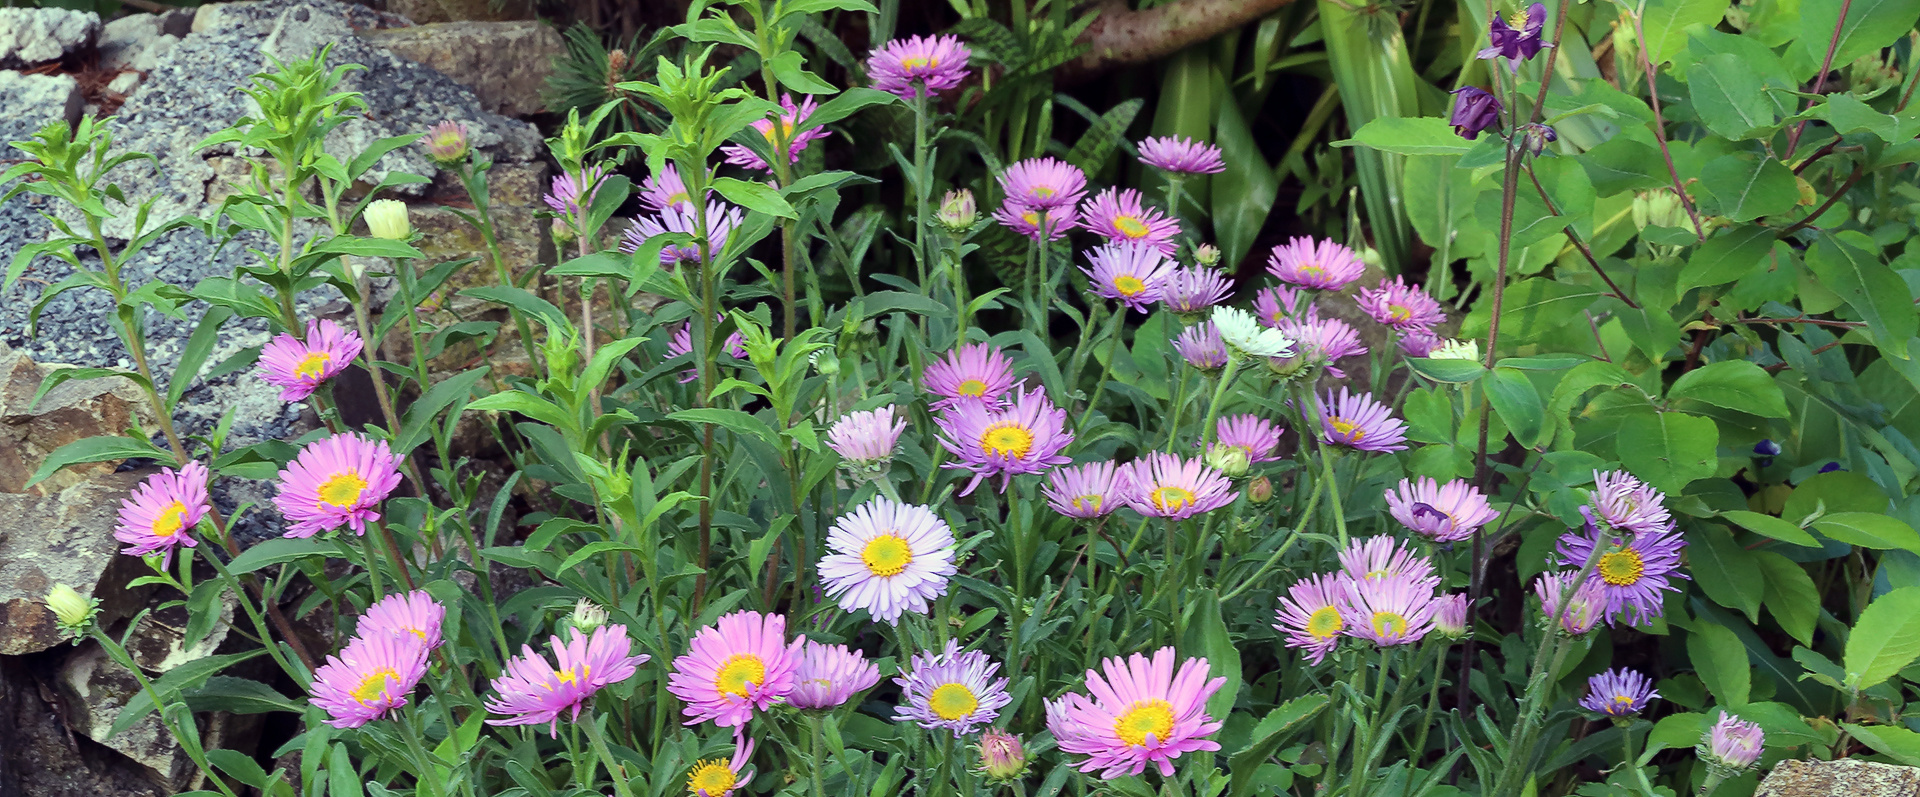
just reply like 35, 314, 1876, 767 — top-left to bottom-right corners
365, 199, 412, 240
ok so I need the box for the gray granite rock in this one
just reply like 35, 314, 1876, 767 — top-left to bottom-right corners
358, 20, 564, 117
0, 7, 100, 68
0, 70, 82, 158
1755, 758, 1920, 796
99, 9, 193, 73
0, 470, 151, 656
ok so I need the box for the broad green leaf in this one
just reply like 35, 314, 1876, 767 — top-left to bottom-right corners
1211, 85, 1278, 269
1805, 238, 1915, 360
327, 743, 363, 797
1843, 585, 1920, 690
1678, 225, 1775, 292
1486, 367, 1546, 448
1698, 153, 1797, 222
1687, 621, 1752, 705
1617, 411, 1719, 494
465, 391, 574, 432
1226, 694, 1329, 797
1800, 0, 1920, 70
1687, 54, 1776, 139
1782, 470, 1889, 519
1641, 712, 1708, 759
1845, 723, 1920, 766
669, 408, 784, 448
1718, 510, 1819, 547
1755, 550, 1820, 645
227, 537, 334, 574
27, 435, 173, 488
1813, 513, 1920, 553
1640, 0, 1732, 65
765, 50, 838, 95
1817, 94, 1920, 143
711, 177, 797, 219
1407, 357, 1488, 383
1581, 138, 1669, 195
1690, 525, 1763, 623
1334, 117, 1471, 156
1668, 360, 1789, 417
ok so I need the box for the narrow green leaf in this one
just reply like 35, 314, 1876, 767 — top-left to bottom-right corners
1845, 723, 1920, 766
27, 435, 172, 488
1334, 117, 1470, 156
1718, 510, 1819, 547
711, 177, 797, 219
1813, 513, 1920, 553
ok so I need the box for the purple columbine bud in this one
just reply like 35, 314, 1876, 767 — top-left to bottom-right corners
975, 728, 1027, 782
1753, 439, 1782, 457
1520, 123, 1557, 155
1478, 3, 1551, 70
1449, 87, 1503, 141
1820, 461, 1844, 473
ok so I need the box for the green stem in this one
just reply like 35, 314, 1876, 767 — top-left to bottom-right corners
809, 714, 828, 797
1165, 366, 1191, 451
89, 629, 241, 797
204, 550, 308, 686
397, 707, 446, 797
1198, 356, 1244, 451
1218, 476, 1323, 602
1698, 772, 1728, 797
1318, 437, 1349, 547
1622, 723, 1659, 797
1409, 638, 1449, 760
582, 711, 637, 797
359, 528, 387, 598
1080, 307, 1128, 427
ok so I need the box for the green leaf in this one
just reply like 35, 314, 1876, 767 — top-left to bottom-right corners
765, 50, 838, 95
27, 367, 152, 415
227, 537, 334, 574
1211, 88, 1278, 269
1407, 357, 1488, 383
26, 435, 172, 488
1226, 694, 1329, 797
1816, 94, 1920, 143
1805, 238, 1915, 360
711, 177, 797, 219
1755, 550, 1820, 646
1800, 0, 1920, 71
457, 286, 572, 333
1844, 585, 1920, 690
1783, 470, 1888, 519
169, 307, 234, 407
859, 290, 950, 318
1686, 54, 1776, 139
466, 390, 575, 433
1812, 513, 1920, 553
1333, 117, 1471, 156
1668, 360, 1789, 417
1698, 153, 1797, 222
1687, 621, 1752, 706
1718, 510, 1819, 547
110, 650, 264, 738
393, 367, 490, 457
668, 408, 783, 448
1845, 723, 1920, 766
1182, 589, 1241, 721
1640, 0, 1732, 66
1678, 225, 1776, 293
1616, 411, 1719, 494
1486, 367, 1546, 448
796, 87, 897, 132
1690, 525, 1764, 622
207, 749, 272, 789
182, 676, 302, 715
1642, 712, 1708, 759
327, 742, 363, 797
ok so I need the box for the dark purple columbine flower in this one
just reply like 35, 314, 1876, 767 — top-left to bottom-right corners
1478, 3, 1550, 69
1753, 439, 1782, 457
1520, 123, 1557, 154
1819, 461, 1845, 473
1450, 87, 1502, 141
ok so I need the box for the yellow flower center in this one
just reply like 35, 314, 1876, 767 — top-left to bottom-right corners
1021, 210, 1043, 227
295, 351, 333, 379
1032, 186, 1055, 199
1150, 486, 1196, 513
1371, 611, 1408, 638
555, 664, 589, 686
686, 760, 736, 796
1071, 494, 1103, 514
316, 471, 368, 508
1113, 215, 1151, 238
1300, 262, 1326, 277
351, 669, 399, 705
666, 191, 691, 207
1599, 549, 1644, 586
957, 378, 989, 397
1612, 695, 1635, 708
928, 682, 979, 720
713, 654, 767, 698
760, 118, 796, 142
152, 501, 188, 538
1306, 606, 1344, 640
1113, 699, 1176, 747
900, 55, 938, 69
1328, 418, 1363, 441
1112, 275, 1147, 296
1507, 10, 1530, 28
980, 422, 1034, 458
1387, 304, 1412, 324
861, 534, 914, 577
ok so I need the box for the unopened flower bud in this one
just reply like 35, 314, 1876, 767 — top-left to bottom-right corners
607, 49, 630, 76
1433, 593, 1470, 639
1247, 475, 1274, 504
422, 120, 470, 166
365, 199, 412, 240
1753, 439, 1782, 457
937, 189, 977, 232
550, 217, 577, 246
1631, 190, 1685, 232
1519, 123, 1557, 155
1205, 443, 1251, 478
1699, 711, 1764, 774
1430, 339, 1481, 361
813, 352, 841, 376
570, 599, 609, 632
1193, 244, 1220, 266
974, 729, 1027, 782
45, 584, 97, 638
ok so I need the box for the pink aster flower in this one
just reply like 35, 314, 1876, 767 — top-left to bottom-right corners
722, 94, 831, 172
1253, 285, 1307, 327
1356, 277, 1446, 331
866, 34, 972, 99
819, 497, 957, 624
1433, 593, 1471, 638
1274, 572, 1350, 665
1398, 327, 1444, 357
259, 318, 364, 402
1276, 312, 1365, 377
1317, 388, 1409, 452
991, 200, 1079, 240
421, 120, 470, 165
1136, 136, 1226, 175
623, 201, 743, 268
1082, 243, 1176, 312
1047, 647, 1226, 779
639, 163, 696, 213
1122, 452, 1236, 520
923, 342, 1019, 411
1554, 520, 1688, 625
544, 163, 609, 220
1160, 267, 1234, 317
1338, 572, 1437, 646
1384, 477, 1499, 543
1081, 188, 1181, 255
1174, 321, 1229, 371
1043, 461, 1129, 519
1211, 414, 1284, 463
485, 625, 650, 736
997, 157, 1087, 210
666, 316, 750, 384
358, 589, 445, 649
934, 387, 1074, 495
1702, 711, 1765, 771
273, 433, 404, 538
114, 461, 210, 565
309, 632, 429, 729
788, 641, 882, 710
668, 611, 805, 728
894, 639, 1012, 736
1533, 571, 1606, 634
1337, 535, 1439, 588
1266, 236, 1366, 291
826, 406, 907, 469
1588, 469, 1672, 535
1581, 668, 1658, 717
685, 730, 757, 797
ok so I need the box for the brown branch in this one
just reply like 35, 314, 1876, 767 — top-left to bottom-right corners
1062, 0, 1296, 81
1778, 164, 1866, 237
1632, 12, 1707, 242
1523, 161, 1637, 308
1786, 0, 1854, 157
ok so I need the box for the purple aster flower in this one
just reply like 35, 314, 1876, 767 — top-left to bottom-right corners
1432, 593, 1471, 638
1136, 135, 1226, 175
1253, 286, 1307, 327
866, 34, 972, 99
1276, 312, 1366, 377
1043, 461, 1129, 519
826, 406, 907, 471
259, 318, 363, 402
1211, 414, 1285, 463
894, 640, 1011, 737
1532, 571, 1607, 634
1275, 573, 1350, 664
422, 120, 470, 166
1384, 477, 1499, 543
666, 317, 749, 384
788, 641, 882, 710
1478, 3, 1550, 69
623, 201, 743, 268
115, 461, 210, 565
309, 632, 429, 729
1588, 470, 1671, 535
1160, 267, 1235, 318
1266, 236, 1366, 291
1082, 243, 1176, 312
358, 589, 446, 649
991, 200, 1079, 241
722, 94, 832, 172
923, 343, 1018, 411
818, 497, 957, 624
1122, 452, 1237, 520
1554, 521, 1688, 625
1701, 711, 1765, 771
934, 387, 1074, 495
1318, 388, 1409, 452
996, 157, 1087, 210
639, 163, 696, 213
485, 626, 649, 736
1338, 573, 1437, 647
1174, 321, 1230, 372
1449, 87, 1503, 141
1398, 327, 1444, 358
1081, 188, 1181, 255
1580, 668, 1659, 718
1046, 648, 1227, 779
667, 611, 804, 729
1338, 535, 1439, 588
1356, 277, 1446, 331
544, 163, 609, 220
